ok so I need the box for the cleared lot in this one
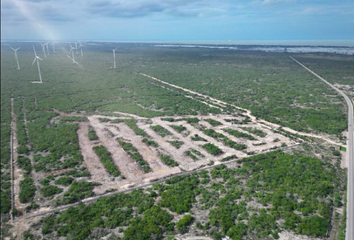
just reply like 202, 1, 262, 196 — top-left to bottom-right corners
75, 113, 297, 194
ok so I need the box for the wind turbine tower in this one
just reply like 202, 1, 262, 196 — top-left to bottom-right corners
51, 42, 56, 53
40, 43, 47, 58
74, 42, 79, 54
32, 46, 43, 83
45, 42, 50, 55
79, 41, 84, 56
112, 47, 118, 68
67, 43, 78, 64
9, 46, 21, 70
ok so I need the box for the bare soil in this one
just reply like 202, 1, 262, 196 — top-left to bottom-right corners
77, 122, 111, 183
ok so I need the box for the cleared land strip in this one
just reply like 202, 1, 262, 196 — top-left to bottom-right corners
107, 122, 169, 172
77, 122, 110, 182
88, 116, 144, 181
21, 142, 301, 221
140, 73, 346, 147
290, 56, 354, 240
10, 99, 14, 222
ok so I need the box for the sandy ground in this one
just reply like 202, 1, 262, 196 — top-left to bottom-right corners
77, 122, 111, 182
88, 116, 144, 181
341, 150, 347, 169
278, 231, 322, 240
11, 99, 29, 240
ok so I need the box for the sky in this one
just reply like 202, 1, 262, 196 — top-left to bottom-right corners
1, 0, 354, 41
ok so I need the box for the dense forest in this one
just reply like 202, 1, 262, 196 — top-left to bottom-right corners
22, 151, 346, 240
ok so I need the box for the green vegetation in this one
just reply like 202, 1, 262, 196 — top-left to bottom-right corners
151, 125, 172, 137
57, 180, 98, 205
117, 138, 151, 173
142, 49, 347, 135
142, 138, 158, 148
25, 203, 39, 212
221, 155, 238, 162
1, 43, 349, 237
124, 119, 148, 137
19, 177, 36, 203
98, 118, 111, 122
204, 119, 222, 127
170, 125, 186, 133
161, 117, 175, 122
160, 154, 179, 167
176, 215, 193, 233
191, 134, 207, 141
253, 142, 266, 146
18, 156, 32, 176
167, 140, 184, 149
240, 127, 267, 137
223, 128, 256, 140
54, 176, 74, 186
41, 185, 63, 197
185, 149, 205, 160
88, 127, 98, 140
124, 206, 174, 239
202, 128, 247, 150
202, 143, 223, 155
185, 150, 198, 160
61, 116, 88, 122
182, 117, 199, 123
28, 149, 345, 239
225, 117, 251, 124
93, 145, 121, 177
41, 190, 161, 239
158, 175, 199, 214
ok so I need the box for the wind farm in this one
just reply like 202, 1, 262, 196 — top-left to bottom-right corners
31, 45, 43, 83
9, 46, 21, 70
1, 40, 352, 240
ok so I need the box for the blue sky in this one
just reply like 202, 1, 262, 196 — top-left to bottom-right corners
1, 0, 353, 41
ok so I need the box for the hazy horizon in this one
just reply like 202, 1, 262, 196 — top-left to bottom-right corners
2, 39, 354, 47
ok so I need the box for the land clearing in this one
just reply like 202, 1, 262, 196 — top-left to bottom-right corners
74, 111, 296, 194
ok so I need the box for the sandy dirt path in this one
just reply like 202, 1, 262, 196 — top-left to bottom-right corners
107, 122, 170, 172
11, 99, 28, 213
11, 98, 29, 240
153, 118, 216, 168
139, 123, 193, 170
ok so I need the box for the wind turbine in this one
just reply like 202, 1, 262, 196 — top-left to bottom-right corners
51, 42, 56, 53
40, 43, 47, 58
74, 42, 79, 54
45, 42, 50, 55
32, 46, 43, 83
112, 47, 118, 68
9, 46, 21, 70
78, 41, 84, 56
67, 43, 78, 64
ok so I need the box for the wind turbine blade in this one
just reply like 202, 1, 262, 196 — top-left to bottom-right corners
32, 58, 37, 65
15, 47, 20, 51
9, 46, 15, 51
37, 57, 43, 61
33, 45, 37, 56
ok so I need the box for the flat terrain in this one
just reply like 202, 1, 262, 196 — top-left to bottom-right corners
0, 42, 352, 240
